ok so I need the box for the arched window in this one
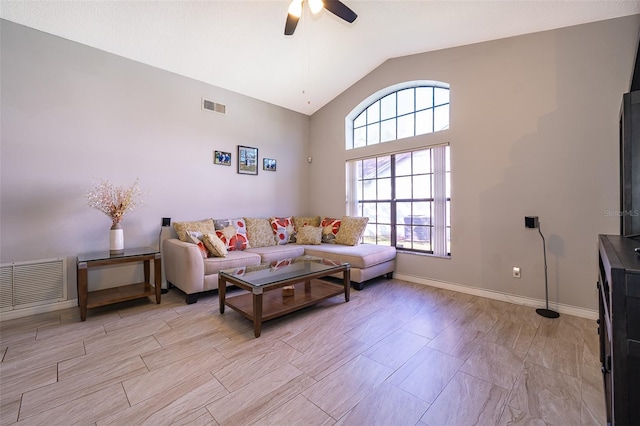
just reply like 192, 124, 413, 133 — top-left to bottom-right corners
345, 81, 451, 256
347, 82, 449, 150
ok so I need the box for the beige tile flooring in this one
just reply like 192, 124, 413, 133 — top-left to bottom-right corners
0, 278, 605, 425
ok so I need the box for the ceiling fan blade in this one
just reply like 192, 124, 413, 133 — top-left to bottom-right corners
323, 0, 357, 23
284, 13, 299, 35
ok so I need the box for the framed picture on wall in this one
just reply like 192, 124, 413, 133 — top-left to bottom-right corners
214, 150, 232, 166
263, 158, 277, 171
237, 145, 258, 175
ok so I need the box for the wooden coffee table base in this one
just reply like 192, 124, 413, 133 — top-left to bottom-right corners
219, 269, 350, 337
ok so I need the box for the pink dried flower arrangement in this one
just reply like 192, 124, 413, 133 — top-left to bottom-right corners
87, 178, 144, 226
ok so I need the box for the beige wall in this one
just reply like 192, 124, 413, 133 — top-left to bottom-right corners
0, 20, 310, 297
309, 15, 640, 310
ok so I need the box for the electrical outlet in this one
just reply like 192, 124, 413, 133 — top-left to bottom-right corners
513, 267, 521, 278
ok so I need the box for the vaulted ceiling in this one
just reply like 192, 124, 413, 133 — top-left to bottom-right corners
2, 1, 639, 115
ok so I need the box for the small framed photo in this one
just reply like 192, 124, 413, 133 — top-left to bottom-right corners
214, 150, 231, 166
237, 145, 258, 175
263, 158, 277, 171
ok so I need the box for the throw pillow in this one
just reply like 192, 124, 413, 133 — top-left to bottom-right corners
270, 216, 295, 245
335, 216, 369, 246
296, 225, 322, 245
173, 219, 215, 242
215, 225, 249, 251
321, 217, 341, 243
186, 231, 203, 243
186, 231, 208, 259
292, 216, 321, 232
244, 218, 277, 248
214, 218, 250, 251
203, 233, 228, 257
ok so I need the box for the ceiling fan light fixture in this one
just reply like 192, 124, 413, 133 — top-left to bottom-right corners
309, 0, 324, 14
284, 0, 356, 35
288, 0, 303, 18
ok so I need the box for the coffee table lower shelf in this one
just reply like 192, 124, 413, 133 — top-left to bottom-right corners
224, 279, 345, 333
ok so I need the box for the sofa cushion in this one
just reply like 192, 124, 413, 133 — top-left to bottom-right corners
296, 225, 322, 245
246, 244, 305, 263
302, 243, 396, 269
245, 217, 277, 248
202, 233, 228, 257
173, 219, 215, 242
321, 217, 341, 243
270, 216, 295, 245
214, 218, 249, 251
203, 251, 262, 275
335, 216, 369, 246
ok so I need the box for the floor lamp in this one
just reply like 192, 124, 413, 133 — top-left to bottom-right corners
525, 216, 559, 319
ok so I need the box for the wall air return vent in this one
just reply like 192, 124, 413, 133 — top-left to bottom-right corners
202, 98, 226, 115
1, 258, 67, 311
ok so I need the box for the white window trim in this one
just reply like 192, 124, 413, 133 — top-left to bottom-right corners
345, 143, 450, 257
345, 80, 450, 150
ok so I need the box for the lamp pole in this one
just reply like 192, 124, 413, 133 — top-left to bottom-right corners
525, 216, 559, 319
536, 224, 558, 318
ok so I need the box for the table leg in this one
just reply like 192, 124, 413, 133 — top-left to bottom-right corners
154, 255, 162, 304
253, 292, 263, 338
77, 262, 88, 321
305, 279, 311, 292
343, 267, 351, 302
144, 259, 150, 284
218, 276, 226, 314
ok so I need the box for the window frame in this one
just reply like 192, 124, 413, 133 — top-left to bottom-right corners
347, 81, 450, 150
347, 145, 450, 256
345, 80, 451, 256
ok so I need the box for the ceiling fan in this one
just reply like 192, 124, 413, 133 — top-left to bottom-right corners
284, 0, 358, 35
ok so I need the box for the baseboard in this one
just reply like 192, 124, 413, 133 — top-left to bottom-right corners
394, 273, 598, 320
0, 299, 78, 322
0, 276, 598, 322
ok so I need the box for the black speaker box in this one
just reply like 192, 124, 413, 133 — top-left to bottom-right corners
525, 216, 539, 229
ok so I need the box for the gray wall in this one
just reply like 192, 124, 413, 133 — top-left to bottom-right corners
3, 16, 639, 311
1, 20, 310, 296
308, 15, 640, 310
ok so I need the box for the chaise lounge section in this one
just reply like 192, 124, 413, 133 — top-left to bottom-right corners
162, 215, 396, 304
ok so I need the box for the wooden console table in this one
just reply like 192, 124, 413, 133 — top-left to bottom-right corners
76, 247, 161, 321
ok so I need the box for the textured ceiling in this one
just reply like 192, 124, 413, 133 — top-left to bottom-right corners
2, 1, 639, 115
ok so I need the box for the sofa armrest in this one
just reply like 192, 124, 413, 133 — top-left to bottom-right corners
162, 238, 205, 295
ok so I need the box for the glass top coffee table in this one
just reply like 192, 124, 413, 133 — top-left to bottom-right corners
218, 256, 350, 337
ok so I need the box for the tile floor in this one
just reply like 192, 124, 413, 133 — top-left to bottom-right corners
0, 278, 605, 425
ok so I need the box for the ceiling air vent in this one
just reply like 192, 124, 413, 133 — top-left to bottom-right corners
202, 98, 226, 115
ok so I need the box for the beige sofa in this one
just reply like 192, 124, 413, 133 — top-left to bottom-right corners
162, 216, 396, 304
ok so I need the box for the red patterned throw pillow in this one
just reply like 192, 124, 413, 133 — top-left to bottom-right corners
214, 218, 249, 251
270, 216, 295, 245
321, 217, 341, 243
186, 231, 208, 259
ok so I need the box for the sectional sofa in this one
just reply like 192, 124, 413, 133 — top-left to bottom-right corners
162, 216, 397, 304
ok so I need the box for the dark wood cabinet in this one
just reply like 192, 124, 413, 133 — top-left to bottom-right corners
598, 234, 640, 425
